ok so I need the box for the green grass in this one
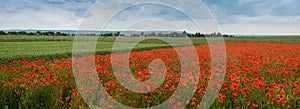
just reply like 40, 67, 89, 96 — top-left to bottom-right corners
0, 35, 75, 42
0, 41, 171, 64
0, 35, 299, 64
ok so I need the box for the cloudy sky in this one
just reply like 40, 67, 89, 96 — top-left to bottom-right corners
0, 0, 299, 35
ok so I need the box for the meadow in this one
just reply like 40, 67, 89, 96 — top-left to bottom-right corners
0, 35, 299, 109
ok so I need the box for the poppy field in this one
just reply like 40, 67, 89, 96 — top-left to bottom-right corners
0, 42, 299, 108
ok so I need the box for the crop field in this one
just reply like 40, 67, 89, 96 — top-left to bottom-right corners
0, 36, 299, 63
0, 36, 300, 108
0, 41, 171, 64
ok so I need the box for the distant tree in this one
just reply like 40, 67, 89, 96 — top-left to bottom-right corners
8, 31, 17, 35
114, 32, 120, 36
170, 32, 177, 37
182, 31, 187, 37
131, 34, 140, 37
157, 33, 163, 37
101, 33, 113, 36
18, 31, 27, 35
28, 32, 34, 35
36, 31, 41, 35
150, 32, 156, 37
45, 31, 55, 36
217, 32, 222, 37
55, 32, 67, 36
223, 34, 234, 37
0, 31, 7, 35
187, 33, 194, 37
140, 32, 144, 37
56, 32, 62, 36
195, 32, 205, 37
88, 33, 96, 36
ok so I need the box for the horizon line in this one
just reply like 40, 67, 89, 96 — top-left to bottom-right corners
1, 29, 300, 36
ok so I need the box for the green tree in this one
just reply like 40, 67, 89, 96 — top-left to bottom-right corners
0, 31, 7, 35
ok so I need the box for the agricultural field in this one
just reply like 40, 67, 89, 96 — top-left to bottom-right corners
0, 36, 300, 108
0, 35, 299, 64
2, 36, 192, 64
0, 41, 171, 64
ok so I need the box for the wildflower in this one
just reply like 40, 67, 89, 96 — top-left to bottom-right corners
246, 101, 251, 106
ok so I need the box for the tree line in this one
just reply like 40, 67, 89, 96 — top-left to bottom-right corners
0, 31, 234, 37
0, 31, 74, 36
130, 31, 234, 37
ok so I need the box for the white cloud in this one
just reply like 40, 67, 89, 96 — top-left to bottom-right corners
78, 0, 218, 33
220, 15, 300, 35
0, 6, 82, 30
221, 24, 300, 35
235, 15, 300, 24
0, 0, 299, 35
